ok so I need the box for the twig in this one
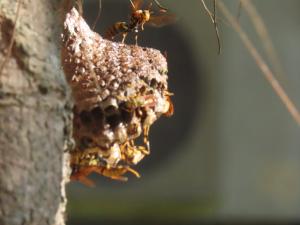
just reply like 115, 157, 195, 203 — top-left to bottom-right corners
200, 0, 221, 54
217, 0, 300, 126
213, 0, 221, 54
0, 0, 22, 75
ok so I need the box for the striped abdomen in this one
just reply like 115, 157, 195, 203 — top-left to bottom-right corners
105, 22, 129, 40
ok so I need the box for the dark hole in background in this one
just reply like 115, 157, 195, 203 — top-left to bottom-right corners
70, 0, 204, 184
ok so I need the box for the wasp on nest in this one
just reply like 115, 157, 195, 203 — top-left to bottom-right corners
61, 3, 173, 186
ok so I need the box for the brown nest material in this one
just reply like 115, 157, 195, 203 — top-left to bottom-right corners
61, 8, 173, 186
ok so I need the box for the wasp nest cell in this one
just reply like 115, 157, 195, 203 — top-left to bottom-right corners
61, 8, 173, 185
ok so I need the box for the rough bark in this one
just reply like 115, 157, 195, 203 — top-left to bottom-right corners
0, 1, 71, 225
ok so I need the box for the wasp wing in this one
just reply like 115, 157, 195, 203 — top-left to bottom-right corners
147, 14, 177, 28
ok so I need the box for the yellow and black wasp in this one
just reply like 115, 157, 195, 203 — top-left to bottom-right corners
105, 0, 176, 44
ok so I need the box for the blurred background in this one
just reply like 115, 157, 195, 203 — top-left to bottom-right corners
67, 0, 300, 224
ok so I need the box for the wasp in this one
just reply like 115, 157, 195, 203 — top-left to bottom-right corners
70, 147, 141, 186
71, 164, 141, 186
105, 0, 176, 44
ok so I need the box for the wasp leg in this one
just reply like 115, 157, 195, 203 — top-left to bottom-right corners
72, 175, 95, 187
127, 167, 141, 178
71, 165, 140, 185
141, 22, 146, 30
121, 32, 128, 43
94, 165, 140, 181
143, 94, 156, 107
70, 166, 98, 187
127, 140, 149, 156
135, 34, 138, 46
120, 140, 145, 165
163, 95, 174, 117
142, 125, 151, 155
137, 145, 150, 156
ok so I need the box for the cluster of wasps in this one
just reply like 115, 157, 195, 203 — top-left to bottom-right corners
61, 0, 175, 186
65, 0, 220, 186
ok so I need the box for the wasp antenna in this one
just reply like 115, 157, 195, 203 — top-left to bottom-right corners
129, 0, 136, 10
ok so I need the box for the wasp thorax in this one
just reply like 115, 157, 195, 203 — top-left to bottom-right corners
62, 8, 173, 184
143, 10, 151, 22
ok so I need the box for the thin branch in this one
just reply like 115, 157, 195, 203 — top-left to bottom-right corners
0, 0, 22, 75
213, 0, 221, 54
217, 0, 300, 126
200, 0, 221, 54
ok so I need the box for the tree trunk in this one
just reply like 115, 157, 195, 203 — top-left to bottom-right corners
0, 1, 71, 225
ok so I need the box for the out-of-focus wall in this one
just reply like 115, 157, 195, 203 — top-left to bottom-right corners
217, 0, 300, 219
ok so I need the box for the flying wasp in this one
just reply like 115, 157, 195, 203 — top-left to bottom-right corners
105, 0, 176, 44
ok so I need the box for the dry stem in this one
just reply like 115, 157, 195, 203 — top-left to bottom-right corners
200, 0, 221, 54
217, 0, 300, 126
240, 0, 286, 82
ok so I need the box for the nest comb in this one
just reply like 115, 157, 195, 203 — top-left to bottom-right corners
61, 8, 173, 185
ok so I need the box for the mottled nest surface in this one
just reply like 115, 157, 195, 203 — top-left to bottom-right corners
61, 8, 173, 184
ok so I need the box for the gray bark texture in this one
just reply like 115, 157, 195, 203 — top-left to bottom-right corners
0, 0, 71, 225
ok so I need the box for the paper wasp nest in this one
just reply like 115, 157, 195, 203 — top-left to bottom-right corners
61, 8, 173, 184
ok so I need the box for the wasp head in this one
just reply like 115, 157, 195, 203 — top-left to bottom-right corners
142, 10, 151, 22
